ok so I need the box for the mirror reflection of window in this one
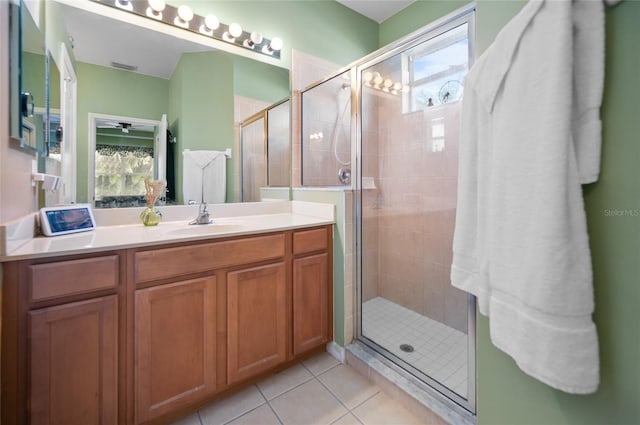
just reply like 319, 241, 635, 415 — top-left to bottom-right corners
94, 119, 157, 208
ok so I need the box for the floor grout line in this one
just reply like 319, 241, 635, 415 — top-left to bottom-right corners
256, 383, 285, 425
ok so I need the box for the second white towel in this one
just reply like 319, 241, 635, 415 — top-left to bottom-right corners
183, 149, 226, 205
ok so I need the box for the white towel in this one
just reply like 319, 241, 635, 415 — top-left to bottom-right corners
182, 150, 226, 204
451, 0, 603, 394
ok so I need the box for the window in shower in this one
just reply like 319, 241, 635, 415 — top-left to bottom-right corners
406, 24, 469, 112
357, 10, 475, 412
300, 71, 351, 186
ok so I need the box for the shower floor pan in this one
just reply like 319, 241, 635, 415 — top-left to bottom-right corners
362, 297, 468, 397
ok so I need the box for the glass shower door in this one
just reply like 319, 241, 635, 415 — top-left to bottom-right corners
240, 114, 266, 202
357, 13, 475, 411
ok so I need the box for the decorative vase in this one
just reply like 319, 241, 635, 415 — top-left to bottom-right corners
140, 205, 163, 226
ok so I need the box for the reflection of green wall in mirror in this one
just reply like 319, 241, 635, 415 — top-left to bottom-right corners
75, 50, 290, 205
22, 52, 46, 108
75, 62, 169, 203
181, 0, 379, 70
169, 51, 234, 204
49, 56, 60, 110
234, 56, 290, 103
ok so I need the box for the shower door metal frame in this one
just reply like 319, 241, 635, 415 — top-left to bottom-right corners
239, 110, 267, 202
353, 4, 477, 414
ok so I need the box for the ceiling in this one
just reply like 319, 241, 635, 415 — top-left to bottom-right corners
336, 0, 417, 23
59, 1, 417, 80
60, 4, 213, 79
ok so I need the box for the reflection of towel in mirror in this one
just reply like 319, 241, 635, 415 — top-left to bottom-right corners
182, 150, 226, 204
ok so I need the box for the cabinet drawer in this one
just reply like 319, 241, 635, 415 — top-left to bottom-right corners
29, 256, 119, 302
293, 228, 328, 255
135, 233, 285, 283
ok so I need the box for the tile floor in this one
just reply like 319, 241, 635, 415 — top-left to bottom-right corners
362, 297, 468, 397
170, 351, 430, 425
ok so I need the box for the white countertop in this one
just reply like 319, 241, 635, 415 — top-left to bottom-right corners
0, 201, 335, 261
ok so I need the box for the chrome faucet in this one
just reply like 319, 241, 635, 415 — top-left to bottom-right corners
190, 202, 212, 225
189, 156, 215, 225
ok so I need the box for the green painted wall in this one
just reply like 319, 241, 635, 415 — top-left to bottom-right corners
378, 0, 470, 47
49, 58, 60, 111
182, 0, 379, 69
233, 56, 289, 103
474, 2, 640, 424
21, 52, 46, 108
169, 51, 234, 204
75, 62, 169, 202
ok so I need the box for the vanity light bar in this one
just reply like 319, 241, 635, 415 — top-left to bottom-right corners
362, 71, 410, 95
92, 0, 282, 59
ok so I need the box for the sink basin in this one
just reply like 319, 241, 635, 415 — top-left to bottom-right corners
164, 223, 246, 236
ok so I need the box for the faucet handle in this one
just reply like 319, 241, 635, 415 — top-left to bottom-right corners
190, 202, 212, 225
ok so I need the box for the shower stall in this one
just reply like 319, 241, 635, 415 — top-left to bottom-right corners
301, 6, 476, 413
301, 71, 352, 186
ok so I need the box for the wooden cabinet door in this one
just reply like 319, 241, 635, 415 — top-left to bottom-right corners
227, 262, 287, 384
29, 295, 118, 425
135, 277, 217, 423
293, 253, 329, 356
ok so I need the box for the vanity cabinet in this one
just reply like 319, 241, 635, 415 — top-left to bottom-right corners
227, 262, 287, 384
292, 228, 331, 356
1, 253, 124, 425
1, 226, 332, 425
135, 276, 217, 423
30, 295, 119, 425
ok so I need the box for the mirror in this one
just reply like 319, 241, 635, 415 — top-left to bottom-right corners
14, 0, 48, 155
48, 2, 290, 207
240, 98, 291, 202
90, 114, 166, 208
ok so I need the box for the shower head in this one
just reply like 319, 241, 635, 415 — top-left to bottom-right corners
341, 83, 350, 91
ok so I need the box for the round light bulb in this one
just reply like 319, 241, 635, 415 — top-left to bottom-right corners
373, 75, 383, 86
393, 82, 402, 91
363, 71, 373, 82
204, 14, 219, 30
177, 5, 193, 22
269, 37, 283, 51
148, 0, 165, 12
250, 32, 263, 44
229, 23, 243, 38
383, 79, 393, 88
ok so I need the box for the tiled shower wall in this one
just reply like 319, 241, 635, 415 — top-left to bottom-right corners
361, 92, 468, 333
